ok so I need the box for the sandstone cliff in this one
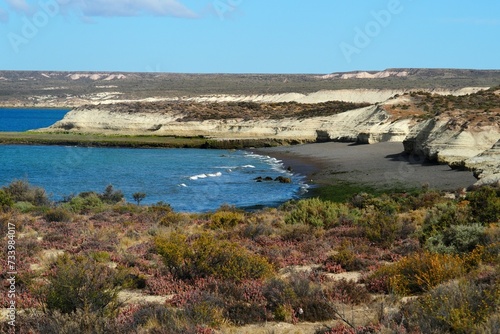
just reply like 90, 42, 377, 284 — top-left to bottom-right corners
47, 103, 408, 143
42, 87, 500, 186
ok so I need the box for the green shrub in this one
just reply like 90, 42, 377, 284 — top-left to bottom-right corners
356, 208, 402, 247
44, 207, 73, 223
100, 184, 124, 204
467, 186, 500, 224
425, 223, 487, 254
90, 251, 111, 263
364, 252, 467, 295
365, 194, 400, 214
326, 242, 364, 272
3, 179, 50, 206
12, 201, 35, 213
263, 273, 334, 323
155, 232, 274, 281
281, 223, 314, 242
209, 210, 245, 229
273, 304, 294, 322
183, 292, 227, 329
149, 201, 173, 215
64, 192, 104, 213
402, 278, 500, 333
263, 278, 297, 310
44, 254, 120, 315
420, 201, 471, 244
283, 198, 354, 229
0, 189, 13, 211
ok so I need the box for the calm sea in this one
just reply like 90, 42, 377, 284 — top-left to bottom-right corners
0, 108, 307, 212
0, 108, 69, 132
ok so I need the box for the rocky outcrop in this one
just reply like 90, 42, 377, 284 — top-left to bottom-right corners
403, 119, 500, 165
42, 87, 500, 186
44, 103, 414, 144
181, 88, 484, 105
465, 140, 500, 187
403, 118, 500, 186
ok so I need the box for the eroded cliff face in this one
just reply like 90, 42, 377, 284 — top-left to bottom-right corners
403, 119, 500, 165
46, 103, 414, 144
42, 87, 500, 186
465, 140, 500, 187
403, 119, 500, 186
46, 88, 480, 139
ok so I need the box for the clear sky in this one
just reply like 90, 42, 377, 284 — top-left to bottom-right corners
1, 0, 499, 73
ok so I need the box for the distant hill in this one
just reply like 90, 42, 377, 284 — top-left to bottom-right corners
0, 68, 499, 108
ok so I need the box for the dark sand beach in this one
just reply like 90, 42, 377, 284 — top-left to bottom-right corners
257, 142, 478, 192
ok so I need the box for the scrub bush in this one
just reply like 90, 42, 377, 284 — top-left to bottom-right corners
100, 184, 124, 204
155, 232, 274, 281
283, 198, 354, 229
263, 273, 335, 322
64, 192, 104, 213
324, 241, 365, 272
44, 254, 120, 315
420, 201, 471, 244
364, 252, 466, 295
3, 179, 50, 206
209, 210, 245, 229
467, 186, 500, 224
131, 303, 217, 334
425, 223, 487, 254
0, 189, 13, 211
401, 278, 500, 333
356, 208, 402, 247
10, 309, 120, 334
44, 207, 73, 223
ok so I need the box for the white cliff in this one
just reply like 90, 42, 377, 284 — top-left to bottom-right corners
465, 140, 500, 187
403, 119, 500, 166
42, 87, 500, 186
46, 104, 409, 143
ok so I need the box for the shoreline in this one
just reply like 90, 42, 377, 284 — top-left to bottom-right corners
1, 131, 481, 201
0, 132, 307, 149
256, 142, 479, 196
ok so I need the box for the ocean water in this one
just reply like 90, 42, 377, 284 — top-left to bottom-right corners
0, 108, 69, 132
0, 108, 307, 211
0, 145, 307, 212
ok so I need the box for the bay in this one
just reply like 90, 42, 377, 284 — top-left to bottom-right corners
0, 108, 308, 211
0, 108, 69, 132
0, 145, 307, 212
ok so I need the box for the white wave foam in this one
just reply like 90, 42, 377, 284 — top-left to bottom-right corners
189, 174, 208, 180
189, 172, 222, 180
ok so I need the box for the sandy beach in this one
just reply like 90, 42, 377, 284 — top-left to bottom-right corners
256, 142, 478, 192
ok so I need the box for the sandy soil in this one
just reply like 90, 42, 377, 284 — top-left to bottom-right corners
256, 142, 478, 191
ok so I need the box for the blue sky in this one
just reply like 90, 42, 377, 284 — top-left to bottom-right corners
1, 0, 499, 73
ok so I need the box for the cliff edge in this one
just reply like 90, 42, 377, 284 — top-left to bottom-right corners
43, 87, 500, 186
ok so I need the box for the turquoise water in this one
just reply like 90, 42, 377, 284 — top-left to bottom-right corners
0, 108, 69, 132
0, 145, 307, 212
0, 108, 307, 211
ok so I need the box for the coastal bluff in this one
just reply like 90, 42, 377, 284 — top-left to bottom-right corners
42, 87, 500, 186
